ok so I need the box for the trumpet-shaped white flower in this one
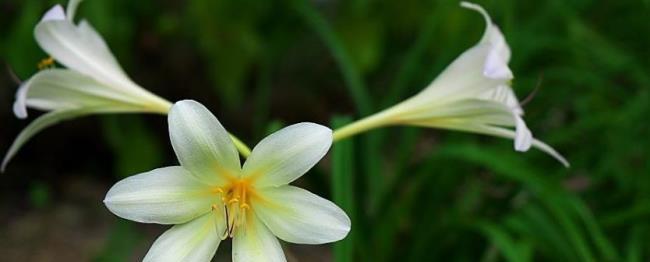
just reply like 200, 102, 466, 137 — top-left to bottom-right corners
2, 0, 172, 171
103, 100, 351, 262
333, 2, 568, 167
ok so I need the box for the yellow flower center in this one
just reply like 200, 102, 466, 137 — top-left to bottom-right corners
212, 179, 255, 239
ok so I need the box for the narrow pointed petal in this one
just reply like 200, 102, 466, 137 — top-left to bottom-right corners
34, 12, 133, 91
479, 84, 523, 115
484, 46, 513, 80
413, 45, 503, 103
41, 5, 65, 22
255, 186, 351, 244
514, 116, 533, 151
460, 1, 512, 79
399, 99, 517, 127
242, 123, 332, 188
66, 0, 83, 21
530, 138, 570, 168
13, 69, 146, 117
233, 216, 286, 262
13, 81, 31, 119
2, 107, 122, 172
143, 212, 224, 262
104, 166, 214, 224
168, 100, 240, 185
423, 122, 569, 167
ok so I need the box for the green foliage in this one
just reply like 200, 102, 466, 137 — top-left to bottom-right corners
331, 116, 357, 262
2, 0, 649, 261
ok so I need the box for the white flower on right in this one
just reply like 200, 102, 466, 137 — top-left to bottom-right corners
104, 100, 351, 262
352, 2, 568, 166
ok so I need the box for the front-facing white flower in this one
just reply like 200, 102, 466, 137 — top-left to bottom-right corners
103, 100, 350, 262
2, 0, 172, 171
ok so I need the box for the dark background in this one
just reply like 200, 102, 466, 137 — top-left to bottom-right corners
1, 0, 649, 261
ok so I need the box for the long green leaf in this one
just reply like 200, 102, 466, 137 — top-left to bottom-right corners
331, 116, 357, 262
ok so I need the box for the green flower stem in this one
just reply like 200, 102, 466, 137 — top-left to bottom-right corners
230, 134, 252, 158
332, 110, 393, 142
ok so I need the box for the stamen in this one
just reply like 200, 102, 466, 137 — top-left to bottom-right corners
37, 57, 55, 70
214, 181, 252, 239
222, 203, 231, 240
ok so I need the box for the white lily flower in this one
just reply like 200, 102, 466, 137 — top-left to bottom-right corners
103, 100, 351, 262
333, 2, 568, 167
2, 0, 172, 171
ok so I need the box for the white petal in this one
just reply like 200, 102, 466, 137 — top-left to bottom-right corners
34, 14, 136, 92
41, 5, 65, 22
514, 116, 533, 151
233, 216, 286, 262
399, 99, 517, 127
460, 2, 512, 79
407, 2, 513, 107
531, 138, 570, 168
429, 122, 569, 167
2, 107, 117, 172
13, 69, 147, 115
168, 100, 241, 185
255, 186, 351, 244
144, 212, 224, 262
479, 84, 523, 115
242, 123, 332, 188
66, 0, 83, 21
460, 1, 511, 62
413, 45, 504, 104
104, 166, 215, 225
13, 81, 31, 119
484, 46, 513, 79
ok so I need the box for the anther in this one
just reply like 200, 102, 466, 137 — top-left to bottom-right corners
37, 57, 55, 70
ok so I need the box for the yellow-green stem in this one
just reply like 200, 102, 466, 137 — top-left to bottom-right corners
332, 110, 394, 142
230, 134, 252, 158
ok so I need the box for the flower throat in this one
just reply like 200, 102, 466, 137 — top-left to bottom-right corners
213, 180, 252, 239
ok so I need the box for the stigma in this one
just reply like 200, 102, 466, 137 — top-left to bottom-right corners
212, 180, 253, 239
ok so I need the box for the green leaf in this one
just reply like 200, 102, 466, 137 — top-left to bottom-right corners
331, 116, 357, 262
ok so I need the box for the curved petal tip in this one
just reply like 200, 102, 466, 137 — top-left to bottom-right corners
41, 5, 66, 22
484, 48, 514, 79
514, 117, 532, 152
460, 2, 492, 25
13, 82, 30, 119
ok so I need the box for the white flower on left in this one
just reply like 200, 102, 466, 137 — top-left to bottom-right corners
2, 0, 172, 171
103, 100, 351, 262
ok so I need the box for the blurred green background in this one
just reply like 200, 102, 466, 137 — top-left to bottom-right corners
1, 0, 649, 261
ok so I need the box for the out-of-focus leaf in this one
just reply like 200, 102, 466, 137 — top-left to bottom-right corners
331, 116, 356, 262
101, 115, 163, 177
